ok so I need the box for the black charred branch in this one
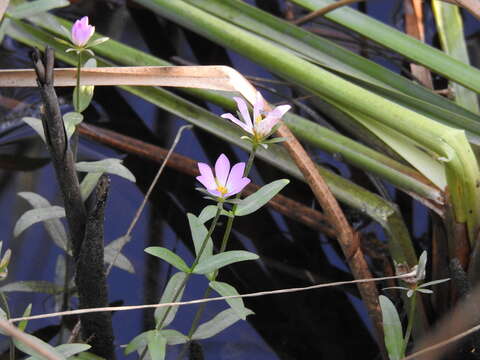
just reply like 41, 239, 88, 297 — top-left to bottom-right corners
31, 47, 86, 258
31, 47, 115, 358
77, 175, 115, 359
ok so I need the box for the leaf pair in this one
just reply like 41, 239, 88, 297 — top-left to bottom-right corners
144, 247, 258, 275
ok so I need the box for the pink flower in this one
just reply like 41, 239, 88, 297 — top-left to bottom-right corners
196, 154, 250, 198
221, 92, 291, 140
71, 16, 95, 47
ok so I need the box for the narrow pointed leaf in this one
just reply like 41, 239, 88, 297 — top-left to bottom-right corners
419, 278, 450, 288
154, 271, 188, 328
235, 179, 289, 216
209, 281, 248, 320
80, 172, 102, 201
147, 331, 166, 360
0, 280, 63, 294
19, 304, 32, 332
18, 192, 68, 251
13, 332, 65, 360
14, 206, 66, 238
159, 329, 188, 345
26, 344, 91, 359
75, 159, 136, 182
191, 308, 254, 340
193, 250, 259, 274
379, 295, 404, 360
63, 112, 83, 139
8, 0, 69, 18
187, 213, 213, 262
125, 330, 155, 355
22, 117, 46, 142
416, 288, 434, 294
104, 235, 135, 273
145, 247, 190, 273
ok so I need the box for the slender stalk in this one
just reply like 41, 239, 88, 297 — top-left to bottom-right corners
403, 291, 417, 354
75, 52, 81, 112
182, 145, 257, 349
154, 203, 223, 331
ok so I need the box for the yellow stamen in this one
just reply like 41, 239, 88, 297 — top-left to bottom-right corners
216, 185, 228, 195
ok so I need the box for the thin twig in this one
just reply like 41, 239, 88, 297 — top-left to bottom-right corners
105, 125, 192, 276
403, 324, 480, 360
9, 270, 416, 323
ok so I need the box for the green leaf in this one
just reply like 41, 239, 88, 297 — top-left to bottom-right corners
14, 206, 66, 238
87, 36, 109, 48
432, 0, 478, 112
235, 179, 289, 216
147, 331, 166, 360
193, 250, 259, 275
0, 280, 64, 294
73, 58, 96, 113
70, 352, 105, 360
198, 205, 218, 223
63, 112, 83, 139
379, 295, 404, 360
187, 213, 213, 262
416, 288, 433, 294
73, 85, 94, 113
19, 304, 32, 332
13, 332, 65, 360
26, 344, 91, 359
418, 278, 450, 288
159, 329, 188, 345
154, 272, 188, 328
80, 172, 103, 201
22, 117, 46, 142
198, 206, 232, 223
104, 235, 135, 274
416, 251, 427, 282
209, 281, 249, 320
125, 330, 155, 355
0, 307, 7, 335
75, 159, 136, 182
18, 192, 68, 251
191, 308, 254, 340
145, 247, 190, 273
8, 0, 69, 18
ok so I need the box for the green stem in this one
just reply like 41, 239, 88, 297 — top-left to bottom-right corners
182, 145, 257, 347
155, 203, 223, 331
75, 52, 81, 112
403, 290, 417, 355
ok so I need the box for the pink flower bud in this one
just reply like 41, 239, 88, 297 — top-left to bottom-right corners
71, 16, 95, 47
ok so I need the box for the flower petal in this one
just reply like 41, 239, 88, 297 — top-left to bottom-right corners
221, 114, 253, 134
215, 154, 230, 186
71, 16, 95, 47
225, 178, 251, 197
256, 104, 291, 137
267, 104, 291, 120
226, 162, 246, 190
253, 92, 264, 123
256, 117, 280, 137
233, 97, 253, 131
196, 163, 216, 189
207, 189, 222, 197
